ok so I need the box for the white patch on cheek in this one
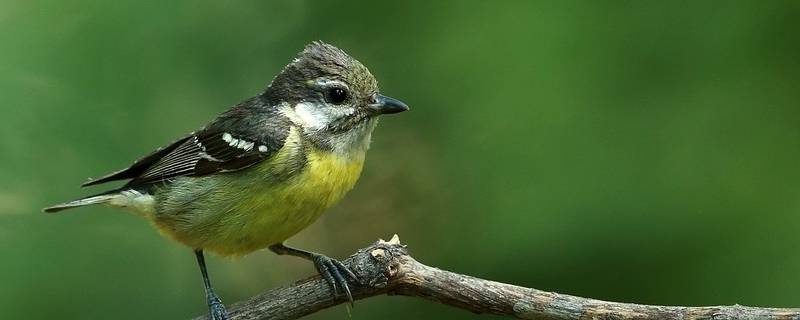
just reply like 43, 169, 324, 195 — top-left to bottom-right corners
280, 101, 358, 133
293, 102, 334, 130
294, 103, 326, 130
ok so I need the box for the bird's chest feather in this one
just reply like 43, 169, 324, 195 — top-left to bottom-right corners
226, 148, 365, 250
262, 149, 365, 217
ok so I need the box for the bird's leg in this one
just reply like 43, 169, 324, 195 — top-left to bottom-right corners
195, 250, 228, 320
269, 243, 359, 305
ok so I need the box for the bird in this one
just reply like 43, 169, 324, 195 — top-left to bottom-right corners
44, 41, 409, 320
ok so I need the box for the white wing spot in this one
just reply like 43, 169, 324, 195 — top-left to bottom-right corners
222, 133, 256, 151
222, 133, 233, 143
258, 145, 269, 153
193, 136, 206, 151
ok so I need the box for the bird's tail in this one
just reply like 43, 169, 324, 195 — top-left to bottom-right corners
43, 191, 119, 213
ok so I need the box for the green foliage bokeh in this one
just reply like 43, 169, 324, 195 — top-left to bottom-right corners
1, 1, 799, 319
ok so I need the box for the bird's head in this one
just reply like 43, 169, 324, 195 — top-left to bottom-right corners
263, 41, 408, 151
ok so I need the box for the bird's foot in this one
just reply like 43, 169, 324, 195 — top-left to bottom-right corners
207, 293, 228, 320
311, 253, 360, 305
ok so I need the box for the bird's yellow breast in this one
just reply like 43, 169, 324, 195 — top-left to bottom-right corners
243, 148, 366, 246
160, 149, 365, 257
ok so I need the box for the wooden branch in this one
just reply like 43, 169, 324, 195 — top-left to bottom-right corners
193, 235, 800, 320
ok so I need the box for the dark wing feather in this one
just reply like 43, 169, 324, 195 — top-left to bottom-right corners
82, 135, 193, 187
126, 130, 280, 186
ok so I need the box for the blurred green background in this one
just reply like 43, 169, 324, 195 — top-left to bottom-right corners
2, 1, 800, 319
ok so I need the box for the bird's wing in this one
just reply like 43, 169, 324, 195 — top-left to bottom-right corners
125, 130, 278, 186
82, 107, 291, 188
81, 135, 194, 187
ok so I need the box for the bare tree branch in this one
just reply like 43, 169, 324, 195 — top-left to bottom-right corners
193, 236, 800, 320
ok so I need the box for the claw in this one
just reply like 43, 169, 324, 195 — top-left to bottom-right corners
328, 262, 353, 305
331, 258, 360, 284
311, 254, 358, 306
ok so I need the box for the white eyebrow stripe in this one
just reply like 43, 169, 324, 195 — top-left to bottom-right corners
314, 79, 349, 89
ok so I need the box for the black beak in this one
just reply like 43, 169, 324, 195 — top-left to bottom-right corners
369, 94, 409, 115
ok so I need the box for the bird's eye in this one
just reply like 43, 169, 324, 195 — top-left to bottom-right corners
325, 88, 348, 105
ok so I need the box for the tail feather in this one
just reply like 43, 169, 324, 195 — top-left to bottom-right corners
43, 193, 117, 213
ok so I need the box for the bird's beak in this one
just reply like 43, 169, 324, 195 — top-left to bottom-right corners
369, 94, 409, 115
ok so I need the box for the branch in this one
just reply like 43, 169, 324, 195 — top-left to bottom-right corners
194, 236, 800, 320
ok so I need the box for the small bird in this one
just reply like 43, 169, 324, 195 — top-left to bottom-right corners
44, 41, 408, 320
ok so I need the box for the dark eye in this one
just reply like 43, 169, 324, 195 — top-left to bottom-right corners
325, 88, 348, 104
